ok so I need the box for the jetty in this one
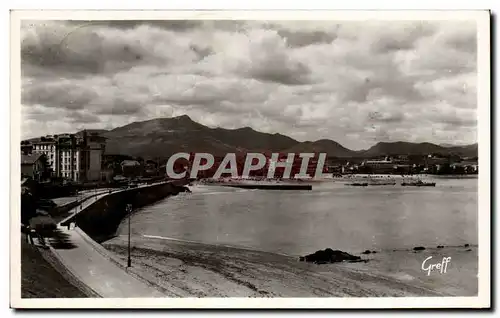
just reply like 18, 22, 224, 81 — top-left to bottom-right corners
346, 182, 368, 187
401, 181, 436, 187
221, 183, 313, 190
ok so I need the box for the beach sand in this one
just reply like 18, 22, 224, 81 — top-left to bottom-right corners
103, 236, 477, 297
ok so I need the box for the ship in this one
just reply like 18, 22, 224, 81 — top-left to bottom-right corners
369, 181, 397, 186
367, 177, 396, 186
401, 180, 436, 187
347, 182, 369, 187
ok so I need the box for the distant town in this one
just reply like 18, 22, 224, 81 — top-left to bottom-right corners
21, 129, 478, 188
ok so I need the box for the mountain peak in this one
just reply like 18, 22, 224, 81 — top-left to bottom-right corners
239, 126, 255, 131
173, 114, 193, 121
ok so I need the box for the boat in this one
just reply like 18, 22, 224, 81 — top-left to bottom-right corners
347, 182, 368, 187
401, 180, 436, 187
369, 182, 396, 186
222, 183, 312, 190
367, 178, 396, 186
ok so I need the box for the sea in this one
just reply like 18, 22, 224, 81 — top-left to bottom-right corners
116, 175, 478, 257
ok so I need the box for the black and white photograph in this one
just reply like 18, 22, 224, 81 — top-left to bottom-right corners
10, 10, 490, 309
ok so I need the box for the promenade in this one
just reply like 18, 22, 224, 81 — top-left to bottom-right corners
51, 188, 115, 207
46, 183, 167, 297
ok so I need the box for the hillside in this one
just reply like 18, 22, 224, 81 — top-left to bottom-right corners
445, 143, 478, 157
21, 235, 89, 298
283, 139, 357, 158
102, 115, 299, 158
360, 142, 478, 158
24, 115, 478, 159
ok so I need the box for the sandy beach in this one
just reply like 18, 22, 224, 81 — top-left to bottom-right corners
103, 235, 477, 297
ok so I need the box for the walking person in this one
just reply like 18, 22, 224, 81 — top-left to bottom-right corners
24, 226, 30, 243
29, 229, 35, 245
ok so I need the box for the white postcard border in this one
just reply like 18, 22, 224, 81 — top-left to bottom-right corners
9, 9, 491, 309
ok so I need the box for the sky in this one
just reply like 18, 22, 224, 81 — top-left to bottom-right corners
20, 19, 477, 150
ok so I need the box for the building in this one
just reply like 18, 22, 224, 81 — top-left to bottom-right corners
451, 161, 479, 174
361, 158, 396, 174
21, 141, 33, 155
121, 160, 142, 179
25, 130, 106, 182
425, 155, 448, 167
328, 165, 343, 175
100, 168, 115, 182
21, 153, 48, 180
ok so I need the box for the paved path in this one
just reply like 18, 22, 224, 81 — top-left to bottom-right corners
51, 188, 116, 207
48, 183, 168, 297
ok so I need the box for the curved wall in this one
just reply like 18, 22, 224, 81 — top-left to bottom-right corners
74, 182, 188, 243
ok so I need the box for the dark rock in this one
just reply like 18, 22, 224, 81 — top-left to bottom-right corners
413, 246, 426, 251
372, 251, 377, 254
301, 248, 362, 264
299, 256, 305, 262
464, 244, 470, 248
437, 245, 444, 249
466, 249, 472, 252
361, 250, 372, 254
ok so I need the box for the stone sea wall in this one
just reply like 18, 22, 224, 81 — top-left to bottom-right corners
74, 182, 188, 243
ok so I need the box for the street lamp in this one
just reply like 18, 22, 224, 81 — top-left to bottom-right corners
126, 203, 132, 267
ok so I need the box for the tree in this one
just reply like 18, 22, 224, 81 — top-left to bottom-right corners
38, 154, 53, 181
21, 187, 37, 225
437, 163, 453, 175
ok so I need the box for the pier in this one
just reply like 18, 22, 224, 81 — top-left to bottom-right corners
221, 183, 313, 190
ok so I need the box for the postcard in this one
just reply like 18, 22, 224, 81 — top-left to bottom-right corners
10, 9, 491, 309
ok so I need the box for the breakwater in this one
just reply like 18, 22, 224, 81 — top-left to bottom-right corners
222, 183, 313, 190
70, 182, 189, 243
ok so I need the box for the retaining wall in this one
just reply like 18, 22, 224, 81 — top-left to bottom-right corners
73, 182, 189, 243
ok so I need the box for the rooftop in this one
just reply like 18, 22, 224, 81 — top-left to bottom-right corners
121, 160, 141, 166
21, 153, 44, 165
365, 160, 393, 164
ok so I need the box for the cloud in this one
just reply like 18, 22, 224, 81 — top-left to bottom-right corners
20, 19, 478, 149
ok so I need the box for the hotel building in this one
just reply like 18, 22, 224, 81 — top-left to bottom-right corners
25, 131, 106, 182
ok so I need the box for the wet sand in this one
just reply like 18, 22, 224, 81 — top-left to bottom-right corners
103, 235, 477, 297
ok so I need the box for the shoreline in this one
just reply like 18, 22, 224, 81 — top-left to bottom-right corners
27, 179, 476, 298
197, 174, 478, 185
102, 235, 477, 297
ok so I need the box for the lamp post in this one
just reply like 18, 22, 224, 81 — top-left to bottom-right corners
126, 203, 132, 267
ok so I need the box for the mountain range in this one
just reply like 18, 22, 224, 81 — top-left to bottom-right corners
26, 115, 478, 159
